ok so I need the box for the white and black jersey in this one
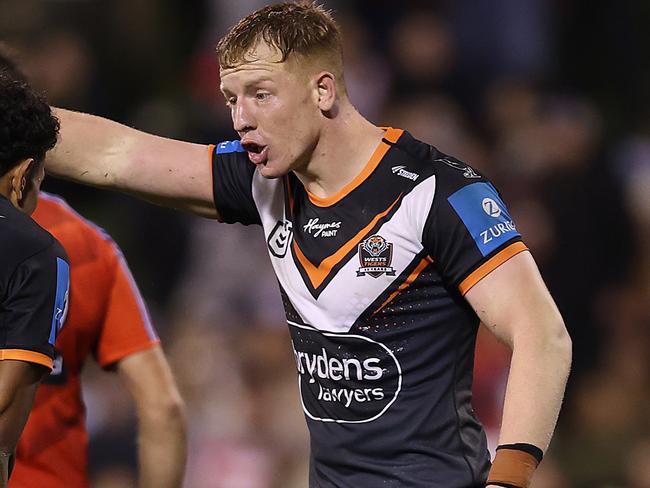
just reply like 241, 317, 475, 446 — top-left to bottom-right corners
211, 128, 527, 487
0, 195, 69, 371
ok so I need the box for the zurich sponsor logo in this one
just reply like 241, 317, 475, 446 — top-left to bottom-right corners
448, 182, 520, 256
391, 165, 419, 181
289, 321, 402, 424
303, 218, 341, 238
482, 197, 502, 218
215, 140, 245, 154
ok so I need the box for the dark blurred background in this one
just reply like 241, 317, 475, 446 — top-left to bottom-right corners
2, 0, 650, 486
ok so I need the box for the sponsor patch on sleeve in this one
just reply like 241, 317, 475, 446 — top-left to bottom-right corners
447, 182, 520, 256
49, 257, 70, 345
215, 140, 245, 154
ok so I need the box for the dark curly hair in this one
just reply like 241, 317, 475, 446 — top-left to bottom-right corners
0, 71, 60, 178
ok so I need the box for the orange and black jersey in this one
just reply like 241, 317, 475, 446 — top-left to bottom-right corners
211, 129, 528, 487
0, 194, 68, 371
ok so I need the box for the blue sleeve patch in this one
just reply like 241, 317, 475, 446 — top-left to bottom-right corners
49, 257, 70, 345
215, 140, 245, 155
447, 182, 520, 257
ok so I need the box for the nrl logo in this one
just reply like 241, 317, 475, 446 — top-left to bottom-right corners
357, 235, 396, 278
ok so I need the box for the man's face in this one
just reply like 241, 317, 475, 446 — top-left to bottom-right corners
220, 42, 322, 178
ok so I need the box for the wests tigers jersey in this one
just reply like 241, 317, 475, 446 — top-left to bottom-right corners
211, 128, 528, 487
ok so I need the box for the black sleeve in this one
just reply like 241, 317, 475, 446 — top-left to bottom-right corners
211, 141, 261, 225
0, 243, 69, 369
422, 156, 527, 295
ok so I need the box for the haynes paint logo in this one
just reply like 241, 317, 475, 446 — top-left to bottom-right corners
356, 235, 396, 278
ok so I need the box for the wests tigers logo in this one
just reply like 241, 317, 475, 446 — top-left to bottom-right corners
357, 235, 396, 278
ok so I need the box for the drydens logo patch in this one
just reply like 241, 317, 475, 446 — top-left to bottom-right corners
289, 321, 402, 423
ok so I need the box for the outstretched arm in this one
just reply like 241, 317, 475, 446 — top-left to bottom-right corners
465, 251, 572, 488
48, 108, 218, 218
0, 361, 45, 487
116, 346, 187, 488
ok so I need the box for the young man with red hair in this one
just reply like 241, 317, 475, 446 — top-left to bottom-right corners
46, 3, 572, 487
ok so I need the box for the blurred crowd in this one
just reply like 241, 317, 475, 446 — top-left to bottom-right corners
2, 0, 650, 487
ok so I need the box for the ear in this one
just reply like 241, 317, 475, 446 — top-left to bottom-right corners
315, 71, 337, 112
9, 158, 35, 206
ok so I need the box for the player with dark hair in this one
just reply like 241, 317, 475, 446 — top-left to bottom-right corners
0, 49, 187, 488
0, 72, 66, 486
45, 2, 572, 487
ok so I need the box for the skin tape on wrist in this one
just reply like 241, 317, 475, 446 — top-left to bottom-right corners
486, 448, 540, 488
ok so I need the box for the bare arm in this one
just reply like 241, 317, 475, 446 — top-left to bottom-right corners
116, 346, 187, 488
464, 251, 572, 487
0, 360, 45, 487
48, 108, 218, 217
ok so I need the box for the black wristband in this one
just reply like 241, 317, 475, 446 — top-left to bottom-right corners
486, 483, 521, 488
496, 443, 544, 464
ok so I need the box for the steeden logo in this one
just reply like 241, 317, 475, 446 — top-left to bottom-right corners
391, 165, 419, 181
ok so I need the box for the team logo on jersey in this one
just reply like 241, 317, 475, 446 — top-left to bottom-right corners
289, 321, 402, 423
303, 218, 341, 238
391, 165, 419, 181
267, 219, 293, 258
435, 157, 481, 179
356, 235, 396, 278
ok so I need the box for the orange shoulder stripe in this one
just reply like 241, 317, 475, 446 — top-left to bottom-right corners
458, 241, 528, 296
372, 255, 433, 316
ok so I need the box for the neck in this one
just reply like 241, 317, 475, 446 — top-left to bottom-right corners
0, 177, 11, 203
294, 101, 384, 199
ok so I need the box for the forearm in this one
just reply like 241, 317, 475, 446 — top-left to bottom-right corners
118, 347, 188, 488
497, 327, 572, 450
136, 404, 187, 488
485, 325, 571, 488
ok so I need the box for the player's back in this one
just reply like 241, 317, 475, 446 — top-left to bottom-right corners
11, 193, 158, 488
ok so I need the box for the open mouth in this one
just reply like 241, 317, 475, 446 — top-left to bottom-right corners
242, 142, 269, 165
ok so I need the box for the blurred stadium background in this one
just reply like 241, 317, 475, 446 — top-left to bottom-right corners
2, 0, 650, 486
